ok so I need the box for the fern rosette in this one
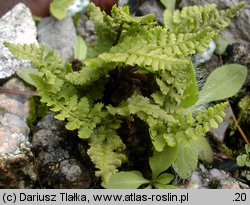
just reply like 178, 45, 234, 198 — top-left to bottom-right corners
4, 2, 247, 186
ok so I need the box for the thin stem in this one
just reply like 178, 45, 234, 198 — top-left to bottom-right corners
228, 101, 249, 144
0, 87, 39, 96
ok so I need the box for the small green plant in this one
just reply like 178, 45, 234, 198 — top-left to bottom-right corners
103, 146, 177, 189
237, 144, 250, 181
4, 3, 247, 187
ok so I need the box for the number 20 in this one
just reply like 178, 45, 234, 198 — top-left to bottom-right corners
234, 193, 246, 201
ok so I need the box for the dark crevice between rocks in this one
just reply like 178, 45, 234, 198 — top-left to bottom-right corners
31, 114, 97, 188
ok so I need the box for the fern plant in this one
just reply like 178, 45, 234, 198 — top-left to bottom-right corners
103, 147, 177, 189
4, 2, 247, 187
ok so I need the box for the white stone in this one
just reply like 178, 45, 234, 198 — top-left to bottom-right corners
195, 40, 216, 64
67, 0, 90, 16
0, 3, 38, 79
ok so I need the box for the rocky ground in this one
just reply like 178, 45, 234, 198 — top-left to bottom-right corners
0, 0, 249, 188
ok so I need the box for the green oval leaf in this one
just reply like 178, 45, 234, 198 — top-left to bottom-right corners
197, 64, 247, 105
102, 171, 150, 189
50, 0, 75, 20
149, 145, 177, 179
74, 35, 87, 61
172, 137, 198, 179
17, 67, 43, 86
197, 136, 214, 164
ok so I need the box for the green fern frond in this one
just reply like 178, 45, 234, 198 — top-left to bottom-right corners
155, 61, 198, 107
4, 42, 72, 79
141, 27, 215, 56
65, 62, 114, 86
56, 96, 106, 139
87, 126, 127, 184
164, 3, 245, 34
108, 26, 214, 59
87, 3, 116, 57
107, 94, 176, 123
196, 102, 227, 130
32, 72, 106, 139
67, 26, 210, 86
169, 102, 228, 178
147, 116, 176, 151
110, 4, 155, 25
87, 3, 154, 58
4, 42, 62, 67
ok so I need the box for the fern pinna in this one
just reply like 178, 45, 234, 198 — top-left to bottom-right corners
4, 2, 245, 185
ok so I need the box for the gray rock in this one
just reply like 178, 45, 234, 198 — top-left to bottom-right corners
0, 3, 37, 79
208, 168, 248, 189
0, 78, 31, 121
37, 16, 77, 61
0, 111, 36, 188
32, 114, 93, 188
0, 113, 30, 137
180, 0, 250, 49
185, 164, 249, 189
195, 40, 216, 64
76, 14, 97, 45
137, 0, 164, 24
